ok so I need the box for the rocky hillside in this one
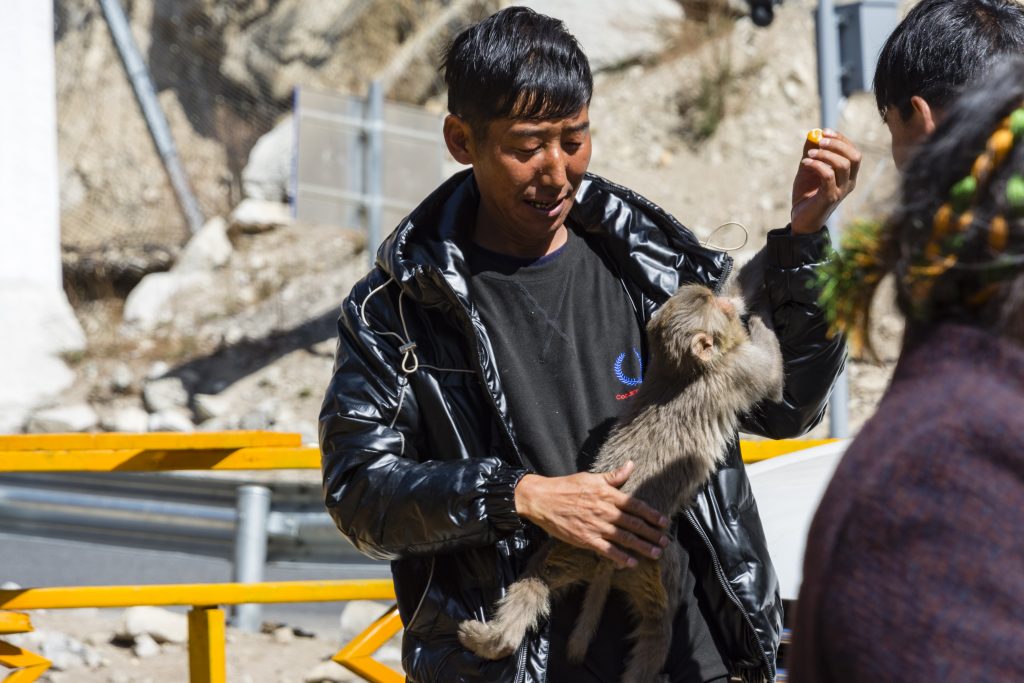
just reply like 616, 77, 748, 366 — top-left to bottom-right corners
38, 0, 905, 443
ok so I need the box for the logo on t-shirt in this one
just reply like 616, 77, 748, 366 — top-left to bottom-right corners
614, 347, 644, 400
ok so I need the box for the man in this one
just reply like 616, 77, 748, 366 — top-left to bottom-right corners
873, 0, 1024, 169
789, 1, 1024, 681
320, 7, 857, 682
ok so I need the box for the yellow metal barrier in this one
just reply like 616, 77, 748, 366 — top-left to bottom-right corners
0, 580, 398, 683
0, 431, 834, 682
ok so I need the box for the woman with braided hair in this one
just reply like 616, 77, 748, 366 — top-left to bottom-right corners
788, 56, 1024, 683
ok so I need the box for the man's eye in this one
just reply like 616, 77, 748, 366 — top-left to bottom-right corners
563, 142, 582, 153
516, 146, 542, 155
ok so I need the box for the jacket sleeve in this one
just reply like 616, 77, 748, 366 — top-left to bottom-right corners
738, 226, 847, 438
319, 280, 529, 561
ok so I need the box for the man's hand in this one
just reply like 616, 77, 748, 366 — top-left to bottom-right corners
791, 129, 863, 235
514, 461, 670, 569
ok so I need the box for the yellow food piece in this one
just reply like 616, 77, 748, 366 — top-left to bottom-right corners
807, 128, 824, 145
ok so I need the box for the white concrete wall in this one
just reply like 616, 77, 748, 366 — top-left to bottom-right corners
0, 0, 85, 431
0, 0, 62, 289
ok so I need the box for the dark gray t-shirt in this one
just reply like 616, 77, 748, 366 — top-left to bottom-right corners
466, 229, 730, 682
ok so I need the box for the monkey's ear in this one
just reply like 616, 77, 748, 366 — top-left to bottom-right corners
691, 333, 715, 362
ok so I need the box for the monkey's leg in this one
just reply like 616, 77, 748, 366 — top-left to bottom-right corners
566, 562, 614, 663
458, 543, 579, 660
621, 562, 672, 683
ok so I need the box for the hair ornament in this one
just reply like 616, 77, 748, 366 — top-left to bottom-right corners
1008, 174, 1024, 218
813, 219, 887, 353
989, 214, 1009, 252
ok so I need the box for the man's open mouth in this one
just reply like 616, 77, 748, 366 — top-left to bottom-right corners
524, 197, 564, 211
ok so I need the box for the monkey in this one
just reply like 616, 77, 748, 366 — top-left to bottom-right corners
458, 283, 785, 683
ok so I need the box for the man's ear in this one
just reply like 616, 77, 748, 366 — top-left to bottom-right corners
910, 95, 938, 137
690, 333, 715, 362
443, 115, 474, 165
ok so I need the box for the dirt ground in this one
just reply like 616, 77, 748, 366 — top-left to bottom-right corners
14, 606, 402, 683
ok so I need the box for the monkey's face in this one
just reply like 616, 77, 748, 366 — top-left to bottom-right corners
648, 284, 748, 373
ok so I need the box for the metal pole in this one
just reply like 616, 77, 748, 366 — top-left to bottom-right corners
365, 80, 385, 268
97, 0, 206, 234
816, 0, 850, 439
232, 485, 271, 632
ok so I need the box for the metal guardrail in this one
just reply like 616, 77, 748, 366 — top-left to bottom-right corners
0, 432, 405, 683
0, 432, 835, 682
0, 579, 402, 683
0, 437, 839, 563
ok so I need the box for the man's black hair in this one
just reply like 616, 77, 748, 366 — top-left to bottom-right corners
442, 6, 593, 135
873, 0, 1024, 120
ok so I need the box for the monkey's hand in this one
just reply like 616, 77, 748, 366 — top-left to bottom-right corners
747, 314, 776, 347
514, 461, 670, 570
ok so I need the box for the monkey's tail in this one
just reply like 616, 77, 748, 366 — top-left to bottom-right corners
566, 564, 614, 663
458, 576, 552, 660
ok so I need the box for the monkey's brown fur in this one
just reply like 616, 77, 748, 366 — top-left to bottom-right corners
458, 283, 785, 683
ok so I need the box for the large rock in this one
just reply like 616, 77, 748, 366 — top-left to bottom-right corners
174, 216, 233, 273
192, 393, 231, 422
119, 606, 188, 645
242, 116, 294, 202
122, 271, 214, 332
5, 630, 103, 671
143, 376, 190, 413
517, 0, 684, 70
100, 406, 150, 433
230, 198, 292, 233
148, 409, 195, 433
25, 403, 99, 433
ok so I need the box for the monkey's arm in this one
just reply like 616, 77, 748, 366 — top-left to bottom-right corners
320, 281, 528, 561
737, 227, 846, 438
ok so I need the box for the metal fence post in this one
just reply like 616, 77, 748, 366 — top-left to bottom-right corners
817, 0, 850, 439
232, 485, 271, 632
364, 80, 385, 268
97, 0, 206, 234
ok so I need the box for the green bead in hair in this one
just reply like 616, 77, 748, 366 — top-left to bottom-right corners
1010, 108, 1024, 139
950, 176, 977, 213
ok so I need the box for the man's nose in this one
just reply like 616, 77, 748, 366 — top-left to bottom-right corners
538, 146, 568, 187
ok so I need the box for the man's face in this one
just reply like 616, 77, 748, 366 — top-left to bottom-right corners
461, 107, 592, 252
884, 96, 937, 171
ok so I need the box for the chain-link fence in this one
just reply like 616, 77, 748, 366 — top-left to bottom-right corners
53, 0, 495, 295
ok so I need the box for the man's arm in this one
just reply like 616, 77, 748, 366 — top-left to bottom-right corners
319, 280, 528, 561
740, 129, 860, 437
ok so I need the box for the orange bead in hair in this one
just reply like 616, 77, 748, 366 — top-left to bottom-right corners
988, 128, 1015, 167
989, 215, 1009, 252
958, 211, 975, 231
972, 154, 993, 184
933, 204, 955, 236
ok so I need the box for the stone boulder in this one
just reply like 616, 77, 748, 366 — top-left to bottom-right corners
5, 630, 103, 671
25, 403, 99, 433
121, 271, 215, 332
174, 217, 233, 273
230, 199, 293, 233
518, 0, 684, 70
242, 116, 294, 202
142, 376, 190, 413
119, 606, 188, 645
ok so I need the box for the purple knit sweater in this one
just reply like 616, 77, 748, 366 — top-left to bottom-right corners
788, 323, 1024, 682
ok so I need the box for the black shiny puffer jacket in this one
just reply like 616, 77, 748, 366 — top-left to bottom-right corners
320, 170, 845, 683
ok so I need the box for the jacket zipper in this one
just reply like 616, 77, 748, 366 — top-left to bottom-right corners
513, 638, 529, 683
685, 508, 774, 682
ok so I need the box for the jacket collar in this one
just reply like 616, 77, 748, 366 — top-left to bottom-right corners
377, 169, 733, 311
